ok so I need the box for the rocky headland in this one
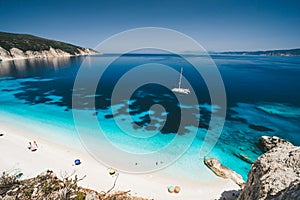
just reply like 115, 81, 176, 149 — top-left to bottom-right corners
205, 136, 299, 200
237, 136, 300, 200
0, 32, 99, 61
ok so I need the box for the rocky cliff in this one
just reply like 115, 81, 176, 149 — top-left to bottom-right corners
0, 46, 98, 61
237, 136, 300, 200
0, 32, 99, 61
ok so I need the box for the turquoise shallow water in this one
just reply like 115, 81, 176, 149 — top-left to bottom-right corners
0, 55, 300, 181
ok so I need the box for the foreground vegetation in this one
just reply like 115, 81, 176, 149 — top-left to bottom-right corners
0, 170, 148, 200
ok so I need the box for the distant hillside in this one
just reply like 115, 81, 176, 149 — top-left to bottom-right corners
0, 32, 99, 61
219, 48, 300, 56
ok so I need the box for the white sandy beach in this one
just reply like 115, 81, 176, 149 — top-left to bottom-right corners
0, 117, 240, 200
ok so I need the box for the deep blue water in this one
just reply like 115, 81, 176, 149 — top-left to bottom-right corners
0, 54, 300, 181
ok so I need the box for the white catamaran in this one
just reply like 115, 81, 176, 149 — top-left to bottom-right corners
172, 67, 190, 95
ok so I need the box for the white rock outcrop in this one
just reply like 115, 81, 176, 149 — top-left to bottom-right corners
0, 47, 11, 60
0, 47, 99, 61
9, 48, 25, 59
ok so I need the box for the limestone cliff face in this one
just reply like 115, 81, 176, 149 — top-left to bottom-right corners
0, 46, 99, 61
0, 47, 11, 60
237, 136, 300, 200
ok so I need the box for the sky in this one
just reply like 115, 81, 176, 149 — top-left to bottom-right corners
0, 0, 300, 52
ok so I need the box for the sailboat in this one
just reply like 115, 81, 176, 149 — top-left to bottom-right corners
172, 67, 190, 95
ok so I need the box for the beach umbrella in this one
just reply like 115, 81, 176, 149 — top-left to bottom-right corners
74, 159, 81, 165
109, 168, 116, 175
168, 186, 174, 193
174, 186, 181, 193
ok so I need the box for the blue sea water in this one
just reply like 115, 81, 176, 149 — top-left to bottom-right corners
0, 54, 300, 181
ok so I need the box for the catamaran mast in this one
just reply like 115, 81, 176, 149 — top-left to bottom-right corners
178, 67, 183, 89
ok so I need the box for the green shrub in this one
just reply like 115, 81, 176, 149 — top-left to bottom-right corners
24, 188, 34, 197
75, 193, 86, 200
0, 32, 84, 54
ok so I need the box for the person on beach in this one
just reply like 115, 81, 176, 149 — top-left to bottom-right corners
27, 141, 38, 152
31, 140, 38, 151
27, 142, 32, 150
30, 144, 37, 152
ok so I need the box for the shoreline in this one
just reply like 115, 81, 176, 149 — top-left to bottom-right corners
0, 52, 101, 62
0, 55, 72, 62
0, 112, 240, 200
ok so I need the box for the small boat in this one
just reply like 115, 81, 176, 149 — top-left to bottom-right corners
172, 67, 190, 95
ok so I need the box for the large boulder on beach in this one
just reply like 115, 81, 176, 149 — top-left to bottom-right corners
238, 136, 300, 200
204, 158, 245, 188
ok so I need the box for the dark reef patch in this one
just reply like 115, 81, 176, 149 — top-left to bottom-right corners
249, 124, 275, 132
